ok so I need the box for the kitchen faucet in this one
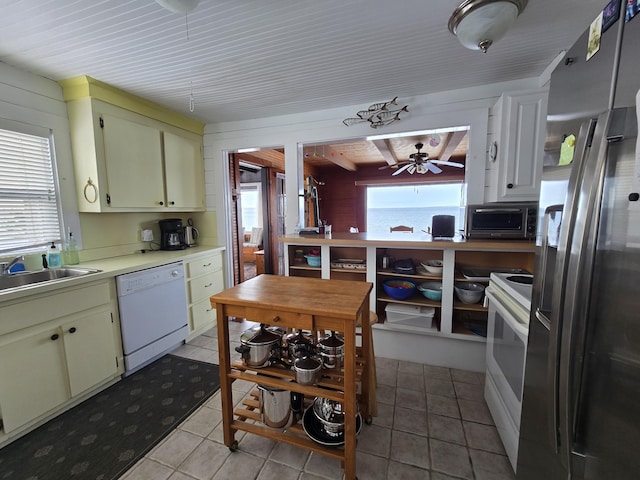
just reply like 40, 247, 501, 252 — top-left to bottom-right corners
0, 255, 25, 276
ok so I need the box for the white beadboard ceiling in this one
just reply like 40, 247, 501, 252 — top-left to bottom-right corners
0, 0, 607, 124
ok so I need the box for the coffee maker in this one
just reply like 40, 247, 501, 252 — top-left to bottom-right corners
159, 218, 186, 250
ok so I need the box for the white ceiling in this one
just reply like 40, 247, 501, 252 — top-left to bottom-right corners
0, 0, 607, 124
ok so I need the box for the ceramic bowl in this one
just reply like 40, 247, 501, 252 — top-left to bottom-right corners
382, 279, 416, 300
418, 281, 443, 301
421, 260, 444, 274
454, 282, 485, 304
305, 255, 321, 267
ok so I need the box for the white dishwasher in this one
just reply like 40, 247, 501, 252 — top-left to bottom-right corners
116, 261, 188, 375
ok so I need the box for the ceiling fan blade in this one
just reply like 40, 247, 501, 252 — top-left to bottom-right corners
392, 163, 413, 176
379, 161, 409, 170
430, 160, 464, 168
426, 162, 443, 174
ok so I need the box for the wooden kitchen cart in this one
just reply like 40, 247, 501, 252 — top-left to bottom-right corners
210, 274, 373, 480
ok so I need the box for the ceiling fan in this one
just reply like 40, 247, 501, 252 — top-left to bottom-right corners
379, 143, 465, 176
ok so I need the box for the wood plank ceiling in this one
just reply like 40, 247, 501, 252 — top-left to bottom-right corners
0, 0, 606, 124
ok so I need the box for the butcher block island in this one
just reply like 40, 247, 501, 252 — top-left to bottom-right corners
210, 274, 372, 480
281, 233, 535, 372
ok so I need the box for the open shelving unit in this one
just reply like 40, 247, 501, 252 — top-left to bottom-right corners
281, 235, 535, 371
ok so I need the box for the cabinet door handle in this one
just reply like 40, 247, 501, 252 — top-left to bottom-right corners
159, 201, 164, 205
203, 262, 212, 267
206, 308, 214, 312
51, 333, 59, 341
272, 316, 280, 323
507, 183, 514, 189
69, 327, 77, 334
204, 283, 213, 288
169, 201, 175, 205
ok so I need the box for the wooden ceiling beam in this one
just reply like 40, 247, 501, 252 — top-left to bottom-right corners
326, 155, 358, 171
438, 130, 467, 162
372, 139, 399, 166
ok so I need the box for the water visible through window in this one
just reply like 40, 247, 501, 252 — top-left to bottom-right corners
366, 184, 465, 234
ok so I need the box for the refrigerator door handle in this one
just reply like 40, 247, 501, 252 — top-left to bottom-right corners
556, 111, 612, 473
546, 118, 598, 455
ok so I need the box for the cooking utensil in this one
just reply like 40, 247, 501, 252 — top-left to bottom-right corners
317, 331, 344, 369
312, 396, 346, 437
293, 355, 322, 385
258, 385, 292, 428
235, 324, 283, 367
284, 329, 315, 360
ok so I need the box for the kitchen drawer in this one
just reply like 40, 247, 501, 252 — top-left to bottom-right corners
187, 253, 222, 278
188, 271, 224, 303
190, 298, 217, 332
238, 306, 314, 330
0, 280, 114, 336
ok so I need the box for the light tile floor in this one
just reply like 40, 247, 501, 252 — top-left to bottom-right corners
121, 319, 515, 480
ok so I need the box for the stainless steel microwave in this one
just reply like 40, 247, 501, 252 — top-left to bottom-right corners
465, 203, 537, 239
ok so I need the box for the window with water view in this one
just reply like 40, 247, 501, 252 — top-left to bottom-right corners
366, 183, 465, 235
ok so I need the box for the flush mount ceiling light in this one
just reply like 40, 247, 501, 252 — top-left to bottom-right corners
448, 0, 527, 53
156, 0, 200, 14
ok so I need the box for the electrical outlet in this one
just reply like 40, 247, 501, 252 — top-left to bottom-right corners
141, 229, 154, 241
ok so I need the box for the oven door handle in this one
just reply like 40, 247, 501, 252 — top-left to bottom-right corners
485, 288, 529, 339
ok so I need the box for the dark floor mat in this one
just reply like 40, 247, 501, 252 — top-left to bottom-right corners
0, 354, 220, 480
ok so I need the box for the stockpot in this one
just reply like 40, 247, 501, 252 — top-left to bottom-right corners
235, 324, 283, 368
317, 331, 344, 369
258, 385, 292, 428
284, 329, 315, 360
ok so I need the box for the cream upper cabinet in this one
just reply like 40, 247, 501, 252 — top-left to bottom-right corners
66, 97, 204, 212
486, 90, 548, 203
163, 131, 205, 210
102, 114, 165, 208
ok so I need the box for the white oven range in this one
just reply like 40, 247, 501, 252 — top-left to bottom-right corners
484, 272, 533, 472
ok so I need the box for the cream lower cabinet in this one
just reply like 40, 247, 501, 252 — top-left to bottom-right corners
0, 325, 69, 433
186, 250, 225, 338
0, 280, 122, 437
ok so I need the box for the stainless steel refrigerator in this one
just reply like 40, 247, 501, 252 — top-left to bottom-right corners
517, 1, 640, 478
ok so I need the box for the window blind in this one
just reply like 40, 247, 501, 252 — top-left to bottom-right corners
0, 127, 61, 252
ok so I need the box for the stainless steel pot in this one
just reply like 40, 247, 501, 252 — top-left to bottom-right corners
258, 385, 292, 428
235, 324, 283, 368
284, 329, 315, 360
293, 355, 322, 386
317, 331, 344, 369
312, 396, 345, 437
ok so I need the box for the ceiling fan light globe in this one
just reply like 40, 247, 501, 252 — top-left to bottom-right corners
416, 164, 427, 174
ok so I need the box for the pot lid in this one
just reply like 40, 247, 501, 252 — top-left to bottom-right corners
240, 324, 282, 345
285, 329, 313, 345
318, 331, 344, 348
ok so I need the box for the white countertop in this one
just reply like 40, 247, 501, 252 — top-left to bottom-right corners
0, 245, 225, 303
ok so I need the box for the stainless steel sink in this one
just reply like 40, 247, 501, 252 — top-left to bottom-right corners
0, 268, 101, 291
